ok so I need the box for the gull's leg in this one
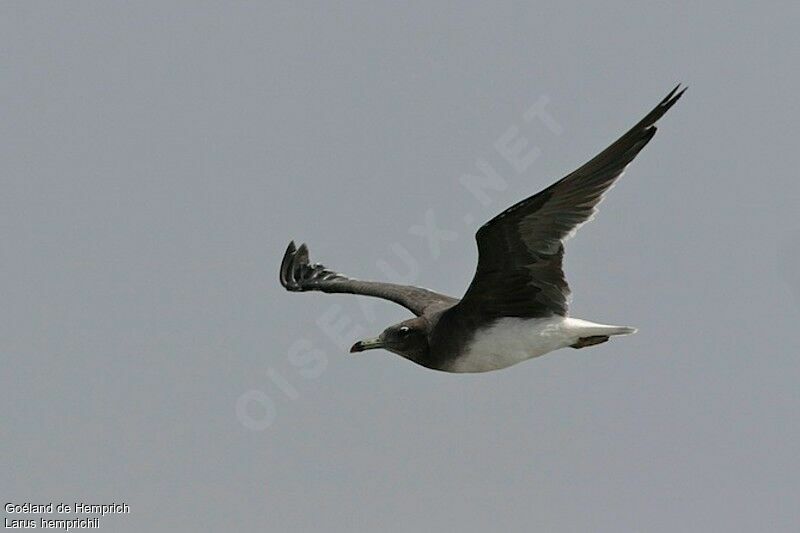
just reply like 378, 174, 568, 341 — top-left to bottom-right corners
570, 335, 609, 349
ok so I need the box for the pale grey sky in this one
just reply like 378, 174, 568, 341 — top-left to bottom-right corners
2, 2, 799, 532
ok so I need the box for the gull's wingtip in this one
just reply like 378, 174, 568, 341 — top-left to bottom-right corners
280, 240, 305, 290
661, 83, 688, 108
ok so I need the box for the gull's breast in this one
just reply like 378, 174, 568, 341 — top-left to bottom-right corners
447, 316, 575, 373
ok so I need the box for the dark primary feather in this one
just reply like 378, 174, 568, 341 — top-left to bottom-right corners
455, 85, 686, 319
280, 241, 457, 317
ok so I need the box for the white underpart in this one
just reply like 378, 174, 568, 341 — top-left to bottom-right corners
449, 316, 636, 373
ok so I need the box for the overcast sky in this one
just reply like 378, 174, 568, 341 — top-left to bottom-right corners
2, 2, 799, 532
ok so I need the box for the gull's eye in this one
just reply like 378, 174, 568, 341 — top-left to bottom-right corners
398, 326, 410, 336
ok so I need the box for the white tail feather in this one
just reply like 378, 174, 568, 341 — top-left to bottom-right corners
563, 318, 637, 337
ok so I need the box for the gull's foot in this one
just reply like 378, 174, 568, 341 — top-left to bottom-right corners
570, 335, 610, 349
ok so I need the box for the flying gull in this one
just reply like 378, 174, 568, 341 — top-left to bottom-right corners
280, 86, 685, 373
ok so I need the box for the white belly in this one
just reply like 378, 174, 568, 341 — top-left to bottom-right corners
447, 316, 635, 373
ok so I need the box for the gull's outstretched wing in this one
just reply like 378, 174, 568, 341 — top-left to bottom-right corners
280, 241, 457, 316
456, 85, 686, 319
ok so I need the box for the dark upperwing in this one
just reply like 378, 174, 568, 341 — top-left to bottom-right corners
455, 85, 686, 320
280, 241, 458, 317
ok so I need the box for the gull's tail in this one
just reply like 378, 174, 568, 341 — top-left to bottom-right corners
566, 318, 637, 349
607, 325, 637, 336
565, 318, 638, 337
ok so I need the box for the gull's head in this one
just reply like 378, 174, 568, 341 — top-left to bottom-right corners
350, 317, 430, 361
